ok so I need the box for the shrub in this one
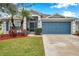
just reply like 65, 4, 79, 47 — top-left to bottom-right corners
35, 28, 42, 35
20, 29, 27, 36
75, 31, 79, 35
9, 27, 17, 37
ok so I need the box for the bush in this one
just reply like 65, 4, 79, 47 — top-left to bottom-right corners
9, 27, 17, 37
20, 29, 27, 36
75, 31, 79, 35
35, 28, 42, 35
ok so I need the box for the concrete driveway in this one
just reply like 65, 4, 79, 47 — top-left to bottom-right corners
42, 35, 79, 56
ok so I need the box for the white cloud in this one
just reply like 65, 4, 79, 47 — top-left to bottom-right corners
62, 11, 76, 17
50, 3, 78, 8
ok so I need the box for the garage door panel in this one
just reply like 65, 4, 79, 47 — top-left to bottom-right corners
42, 22, 71, 34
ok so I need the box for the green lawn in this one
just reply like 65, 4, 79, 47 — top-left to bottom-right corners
0, 30, 4, 35
0, 36, 45, 56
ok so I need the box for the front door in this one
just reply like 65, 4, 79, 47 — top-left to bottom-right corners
29, 22, 35, 32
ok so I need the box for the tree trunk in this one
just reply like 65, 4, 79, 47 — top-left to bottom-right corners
20, 17, 24, 29
11, 16, 15, 28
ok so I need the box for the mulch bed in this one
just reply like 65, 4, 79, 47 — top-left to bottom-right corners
0, 34, 28, 40
73, 34, 79, 36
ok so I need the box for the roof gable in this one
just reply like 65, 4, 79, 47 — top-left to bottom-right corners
30, 10, 50, 18
47, 14, 65, 18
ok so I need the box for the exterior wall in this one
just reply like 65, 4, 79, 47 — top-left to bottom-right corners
2, 21, 7, 34
42, 18, 74, 22
1, 15, 42, 34
30, 14, 42, 28
71, 20, 76, 34
2, 22, 4, 31
75, 20, 79, 31
42, 18, 76, 34
76, 24, 79, 31
23, 17, 27, 30
37, 16, 42, 28
1, 15, 77, 34
9, 21, 11, 31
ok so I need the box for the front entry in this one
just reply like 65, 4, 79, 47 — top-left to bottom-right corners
29, 21, 37, 32
29, 22, 35, 32
27, 16, 38, 33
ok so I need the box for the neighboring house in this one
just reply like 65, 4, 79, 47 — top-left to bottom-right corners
0, 10, 79, 34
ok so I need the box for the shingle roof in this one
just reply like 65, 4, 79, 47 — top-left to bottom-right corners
0, 9, 78, 21
47, 14, 65, 18
30, 10, 50, 18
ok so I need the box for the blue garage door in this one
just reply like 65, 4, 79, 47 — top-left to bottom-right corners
42, 22, 71, 34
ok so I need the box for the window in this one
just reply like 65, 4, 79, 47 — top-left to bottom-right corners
14, 20, 21, 30
6, 21, 9, 31
10, 20, 21, 30
0, 21, 2, 30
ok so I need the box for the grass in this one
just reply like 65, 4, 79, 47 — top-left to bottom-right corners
0, 36, 45, 56
0, 30, 4, 35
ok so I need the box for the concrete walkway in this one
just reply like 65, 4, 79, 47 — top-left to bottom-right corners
28, 34, 41, 37
43, 35, 79, 56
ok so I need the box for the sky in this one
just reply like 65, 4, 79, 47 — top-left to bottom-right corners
0, 3, 79, 18
17, 3, 79, 18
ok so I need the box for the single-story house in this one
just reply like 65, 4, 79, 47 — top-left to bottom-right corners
0, 10, 79, 34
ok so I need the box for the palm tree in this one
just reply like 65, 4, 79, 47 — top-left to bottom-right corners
0, 3, 17, 28
20, 9, 30, 28
0, 3, 35, 29
17, 3, 35, 29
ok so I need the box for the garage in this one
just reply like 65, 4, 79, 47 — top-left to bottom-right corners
42, 22, 71, 34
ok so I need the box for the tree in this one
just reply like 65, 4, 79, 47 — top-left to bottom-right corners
0, 3, 17, 28
0, 3, 35, 29
17, 3, 35, 29
20, 9, 30, 28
